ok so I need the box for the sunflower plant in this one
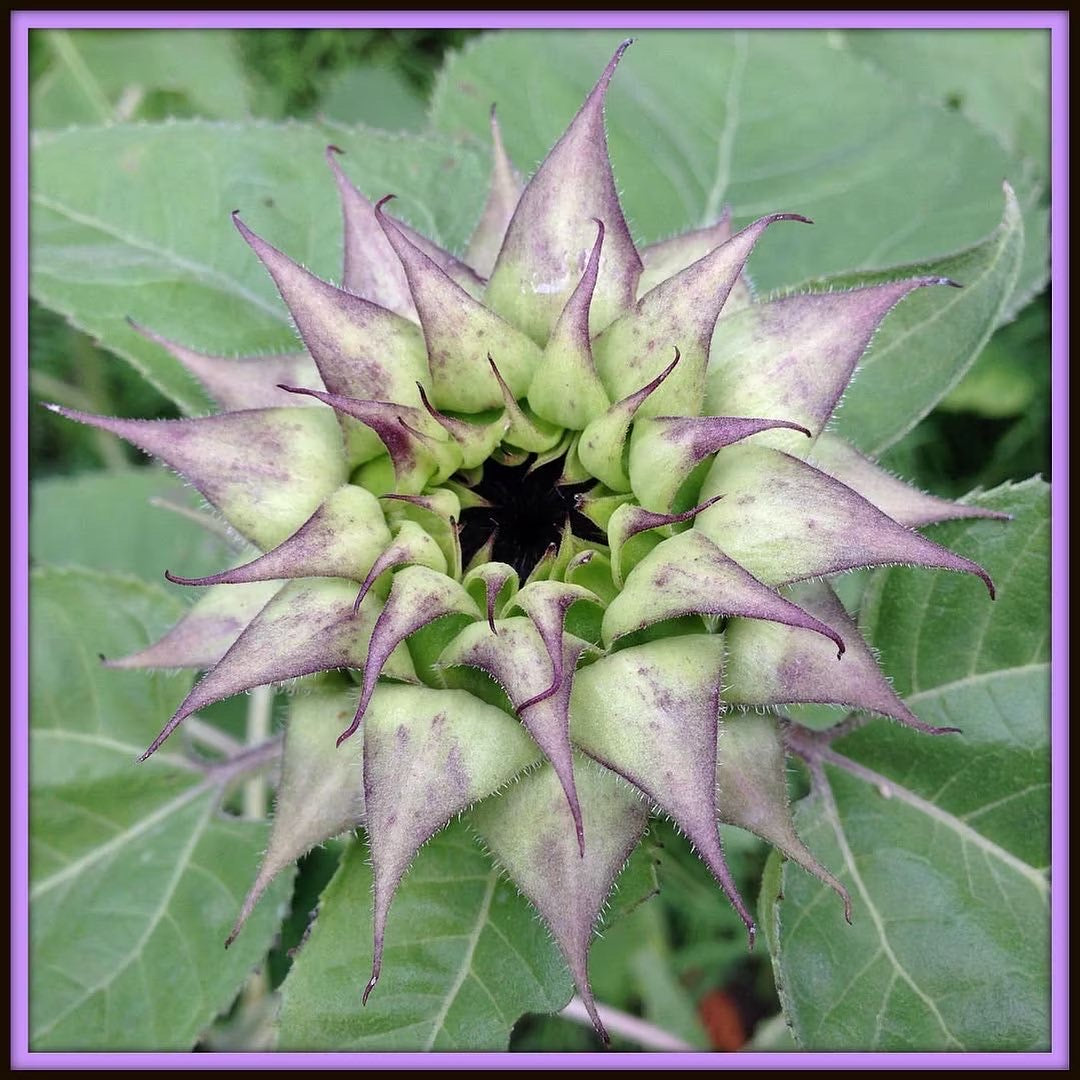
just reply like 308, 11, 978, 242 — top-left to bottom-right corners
28, 29, 1050, 1055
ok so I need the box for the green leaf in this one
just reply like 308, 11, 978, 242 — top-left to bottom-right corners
843, 30, 1049, 177
277, 823, 572, 1050
767, 480, 1050, 1050
30, 466, 234, 582
840, 28, 1049, 323
430, 30, 1045, 310
817, 185, 1025, 456
318, 64, 428, 131
31, 30, 255, 127
30, 567, 292, 1050
30, 121, 487, 413
936, 297, 1049, 418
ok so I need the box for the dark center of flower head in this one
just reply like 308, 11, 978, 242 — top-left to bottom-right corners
458, 454, 605, 577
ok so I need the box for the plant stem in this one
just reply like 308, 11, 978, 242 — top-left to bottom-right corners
558, 997, 698, 1052
208, 735, 282, 787
184, 715, 244, 759
243, 686, 274, 820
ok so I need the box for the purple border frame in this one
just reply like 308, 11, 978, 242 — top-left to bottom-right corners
10, 9, 1069, 1071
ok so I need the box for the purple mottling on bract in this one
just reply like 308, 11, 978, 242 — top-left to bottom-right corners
343, 568, 478, 746
573, 638, 755, 940
234, 213, 431, 406
374, 197, 539, 408
473, 758, 649, 1045
127, 318, 322, 412
726, 581, 955, 734
104, 609, 254, 672
606, 532, 845, 657
637, 208, 733, 294
464, 107, 524, 279
550, 218, 605, 354
808, 434, 1014, 528
485, 40, 642, 344
278, 385, 422, 476
450, 620, 589, 856
699, 447, 997, 596
707, 277, 950, 436
594, 214, 810, 412
364, 715, 471, 1002
137, 582, 370, 761
655, 415, 811, 461
326, 146, 484, 317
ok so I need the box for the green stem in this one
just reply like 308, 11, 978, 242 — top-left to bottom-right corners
243, 686, 274, 820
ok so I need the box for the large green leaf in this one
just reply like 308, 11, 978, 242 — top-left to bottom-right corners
30, 466, 235, 583
843, 30, 1049, 177
30, 568, 292, 1050
766, 480, 1050, 1050
31, 29, 255, 127
821, 184, 1024, 455
840, 28, 1049, 323
277, 822, 573, 1050
30, 121, 487, 413
431, 30, 1045, 309
318, 64, 428, 131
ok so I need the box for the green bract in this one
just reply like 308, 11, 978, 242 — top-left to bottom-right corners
51, 40, 1008, 1043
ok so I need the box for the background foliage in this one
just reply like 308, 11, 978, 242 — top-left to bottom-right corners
27, 26, 1052, 1053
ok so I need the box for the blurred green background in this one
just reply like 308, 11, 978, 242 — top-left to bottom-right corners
26, 27, 1052, 1053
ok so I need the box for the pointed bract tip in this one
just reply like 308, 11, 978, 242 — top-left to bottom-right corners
594, 38, 633, 95
747, 922, 757, 951
276, 383, 317, 401
326, 143, 344, 157
415, 381, 440, 417
516, 682, 560, 714
336, 716, 361, 748
631, 346, 682, 400
223, 928, 239, 950
374, 194, 397, 213
362, 970, 379, 1006
352, 587, 368, 616
594, 1013, 611, 1047
231, 212, 257, 244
